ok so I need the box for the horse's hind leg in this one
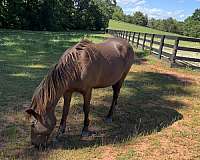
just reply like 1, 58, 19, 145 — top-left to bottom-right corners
57, 91, 72, 138
105, 79, 124, 123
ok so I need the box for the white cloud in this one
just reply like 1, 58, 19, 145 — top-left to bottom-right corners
116, 0, 186, 20
117, 0, 146, 6
132, 6, 185, 20
116, 0, 146, 14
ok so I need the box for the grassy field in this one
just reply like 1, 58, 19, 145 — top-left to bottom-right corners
109, 20, 200, 66
108, 20, 178, 35
1, 29, 200, 159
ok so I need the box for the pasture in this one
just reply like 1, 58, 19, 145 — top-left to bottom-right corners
109, 20, 200, 66
1, 30, 200, 160
108, 20, 178, 35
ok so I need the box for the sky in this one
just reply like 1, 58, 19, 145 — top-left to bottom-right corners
116, 0, 200, 21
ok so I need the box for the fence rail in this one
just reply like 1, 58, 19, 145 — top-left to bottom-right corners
106, 29, 200, 66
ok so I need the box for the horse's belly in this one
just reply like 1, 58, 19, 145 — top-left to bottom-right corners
93, 63, 125, 88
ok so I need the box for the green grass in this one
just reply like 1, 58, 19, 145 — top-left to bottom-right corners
109, 20, 200, 67
108, 20, 178, 35
1, 29, 200, 159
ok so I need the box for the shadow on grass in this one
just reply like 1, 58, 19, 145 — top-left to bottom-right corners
0, 30, 109, 159
0, 31, 192, 159
18, 70, 190, 159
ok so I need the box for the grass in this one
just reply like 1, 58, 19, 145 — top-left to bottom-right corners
109, 20, 200, 67
108, 20, 178, 35
1, 29, 200, 159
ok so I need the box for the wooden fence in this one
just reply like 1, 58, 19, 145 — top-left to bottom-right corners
107, 29, 200, 66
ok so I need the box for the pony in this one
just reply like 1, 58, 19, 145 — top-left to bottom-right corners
26, 38, 134, 147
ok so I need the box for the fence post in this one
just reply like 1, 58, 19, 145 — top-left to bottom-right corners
142, 33, 147, 50
159, 35, 165, 59
136, 33, 140, 48
122, 31, 125, 39
126, 31, 128, 40
128, 32, 131, 42
132, 32, 136, 45
171, 37, 179, 66
105, 29, 108, 34
150, 34, 155, 53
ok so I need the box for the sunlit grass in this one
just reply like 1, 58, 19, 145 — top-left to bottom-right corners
109, 20, 178, 35
9, 72, 34, 78
1, 29, 200, 160
109, 20, 200, 65
24, 64, 49, 69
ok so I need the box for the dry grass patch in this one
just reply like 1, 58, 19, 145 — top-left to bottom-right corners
1, 31, 200, 159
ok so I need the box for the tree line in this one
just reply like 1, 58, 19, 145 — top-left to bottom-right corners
112, 7, 200, 38
0, 0, 199, 38
0, 0, 116, 31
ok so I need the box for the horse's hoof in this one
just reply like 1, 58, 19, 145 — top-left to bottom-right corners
56, 128, 65, 139
34, 143, 47, 151
81, 130, 96, 137
105, 117, 112, 123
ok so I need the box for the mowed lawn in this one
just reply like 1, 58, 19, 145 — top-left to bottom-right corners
109, 20, 200, 64
1, 30, 200, 159
108, 20, 179, 35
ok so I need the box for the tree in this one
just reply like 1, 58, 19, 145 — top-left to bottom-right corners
124, 15, 133, 23
0, 0, 6, 27
112, 6, 124, 21
183, 8, 200, 37
191, 8, 200, 21
132, 11, 148, 26
0, 0, 114, 31
89, 0, 115, 30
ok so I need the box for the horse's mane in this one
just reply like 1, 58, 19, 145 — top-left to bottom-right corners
31, 39, 93, 115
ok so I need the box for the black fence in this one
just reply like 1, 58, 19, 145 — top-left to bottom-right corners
107, 29, 200, 66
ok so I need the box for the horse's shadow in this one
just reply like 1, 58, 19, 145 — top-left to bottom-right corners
49, 106, 183, 150
24, 70, 191, 156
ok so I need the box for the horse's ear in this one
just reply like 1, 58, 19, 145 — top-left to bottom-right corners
25, 108, 40, 120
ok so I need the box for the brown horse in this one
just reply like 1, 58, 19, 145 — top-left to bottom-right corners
26, 38, 134, 147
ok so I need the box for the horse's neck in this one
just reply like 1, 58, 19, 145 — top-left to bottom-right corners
57, 62, 81, 90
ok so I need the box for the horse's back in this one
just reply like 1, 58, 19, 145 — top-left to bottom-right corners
80, 38, 134, 88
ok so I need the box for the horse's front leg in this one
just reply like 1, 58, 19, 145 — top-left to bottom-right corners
57, 91, 72, 138
81, 89, 96, 137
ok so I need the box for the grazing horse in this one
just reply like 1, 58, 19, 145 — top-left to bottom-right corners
26, 38, 134, 147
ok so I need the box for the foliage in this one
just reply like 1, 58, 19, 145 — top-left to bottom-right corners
111, 6, 200, 38
112, 9, 148, 27
148, 18, 184, 35
184, 9, 200, 38
135, 49, 149, 58
132, 11, 148, 26
0, 0, 116, 31
112, 6, 124, 21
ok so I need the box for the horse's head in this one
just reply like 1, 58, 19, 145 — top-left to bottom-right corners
25, 108, 56, 148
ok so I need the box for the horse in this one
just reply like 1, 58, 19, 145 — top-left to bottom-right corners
25, 38, 134, 147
